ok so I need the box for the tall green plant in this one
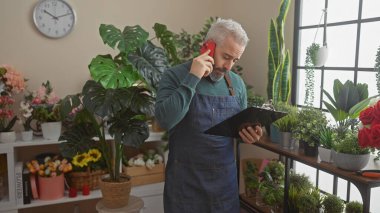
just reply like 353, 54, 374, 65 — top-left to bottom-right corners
267, 0, 292, 104
322, 79, 375, 129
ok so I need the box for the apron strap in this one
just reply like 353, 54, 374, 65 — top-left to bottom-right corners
224, 73, 235, 96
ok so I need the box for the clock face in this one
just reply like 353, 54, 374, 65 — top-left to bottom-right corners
33, 0, 76, 38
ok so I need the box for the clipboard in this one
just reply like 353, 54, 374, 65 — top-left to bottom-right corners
204, 106, 287, 138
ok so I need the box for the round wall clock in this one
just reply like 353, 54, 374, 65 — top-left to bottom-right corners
32, 0, 76, 38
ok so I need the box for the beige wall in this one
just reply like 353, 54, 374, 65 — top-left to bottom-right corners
0, 0, 294, 99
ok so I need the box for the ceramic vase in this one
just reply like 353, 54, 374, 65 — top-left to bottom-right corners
0, 131, 16, 143
41, 121, 62, 140
21, 130, 33, 141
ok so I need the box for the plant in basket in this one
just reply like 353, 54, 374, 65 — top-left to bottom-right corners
58, 96, 107, 190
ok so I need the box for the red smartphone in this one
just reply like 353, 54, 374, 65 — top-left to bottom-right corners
200, 40, 216, 58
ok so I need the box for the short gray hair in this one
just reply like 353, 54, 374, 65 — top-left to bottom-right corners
205, 18, 249, 47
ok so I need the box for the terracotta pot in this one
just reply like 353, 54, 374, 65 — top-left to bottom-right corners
99, 174, 132, 209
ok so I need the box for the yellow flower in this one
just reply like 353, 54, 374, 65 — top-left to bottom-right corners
87, 149, 102, 163
72, 153, 89, 168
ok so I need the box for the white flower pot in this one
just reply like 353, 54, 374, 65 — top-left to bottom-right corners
21, 130, 34, 141
318, 147, 332, 163
0, 131, 16, 143
315, 45, 328, 67
41, 122, 62, 140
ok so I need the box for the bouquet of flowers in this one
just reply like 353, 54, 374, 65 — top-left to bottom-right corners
26, 155, 72, 177
0, 65, 26, 132
358, 98, 380, 159
19, 101, 33, 131
0, 95, 17, 132
24, 80, 61, 123
71, 148, 105, 172
0, 64, 26, 95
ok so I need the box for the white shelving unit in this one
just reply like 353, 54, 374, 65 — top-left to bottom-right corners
0, 131, 165, 213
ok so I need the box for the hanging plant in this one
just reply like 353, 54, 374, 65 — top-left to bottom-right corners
304, 43, 320, 106
375, 46, 380, 95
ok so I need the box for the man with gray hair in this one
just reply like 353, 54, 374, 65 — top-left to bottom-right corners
155, 18, 263, 213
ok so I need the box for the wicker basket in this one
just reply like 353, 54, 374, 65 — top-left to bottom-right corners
67, 169, 106, 190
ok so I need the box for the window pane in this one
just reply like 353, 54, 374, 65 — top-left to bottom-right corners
322, 70, 354, 109
300, 0, 325, 26
298, 28, 324, 66
325, 24, 357, 67
296, 69, 321, 107
318, 171, 333, 194
337, 178, 348, 201
358, 21, 380, 68
357, 71, 379, 97
362, 0, 380, 19
327, 0, 359, 23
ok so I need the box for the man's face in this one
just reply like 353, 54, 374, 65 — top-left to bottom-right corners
212, 36, 245, 81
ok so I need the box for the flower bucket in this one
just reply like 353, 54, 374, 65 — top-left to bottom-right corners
0, 131, 16, 143
38, 174, 65, 200
41, 121, 62, 140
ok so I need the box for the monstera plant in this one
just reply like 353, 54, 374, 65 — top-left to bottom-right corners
60, 24, 172, 184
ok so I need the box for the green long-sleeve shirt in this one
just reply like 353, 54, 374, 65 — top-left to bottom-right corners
154, 60, 247, 131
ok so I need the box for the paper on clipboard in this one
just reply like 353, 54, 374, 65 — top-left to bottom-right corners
204, 106, 287, 138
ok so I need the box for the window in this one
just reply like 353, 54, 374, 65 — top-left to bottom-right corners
293, 0, 380, 211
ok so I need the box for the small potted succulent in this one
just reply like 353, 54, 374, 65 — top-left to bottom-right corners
318, 125, 334, 163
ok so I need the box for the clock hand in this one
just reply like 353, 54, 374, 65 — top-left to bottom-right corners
56, 13, 72, 18
43, 9, 58, 20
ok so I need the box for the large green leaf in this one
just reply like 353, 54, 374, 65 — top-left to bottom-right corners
99, 24, 149, 54
276, 0, 291, 25
269, 19, 279, 67
153, 23, 180, 65
89, 55, 141, 89
280, 50, 291, 102
272, 66, 282, 104
348, 94, 380, 118
267, 49, 276, 100
323, 101, 348, 122
82, 80, 154, 119
128, 41, 169, 91
108, 112, 149, 148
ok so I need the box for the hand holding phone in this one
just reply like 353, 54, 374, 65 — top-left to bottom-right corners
200, 40, 216, 57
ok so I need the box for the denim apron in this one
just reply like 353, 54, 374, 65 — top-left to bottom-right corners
164, 76, 241, 213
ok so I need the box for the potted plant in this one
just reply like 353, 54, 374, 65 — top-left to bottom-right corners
293, 107, 328, 156
272, 105, 298, 149
0, 65, 26, 143
266, 0, 292, 104
19, 101, 34, 141
258, 160, 285, 211
244, 161, 260, 198
345, 201, 363, 213
322, 194, 345, 213
59, 23, 165, 209
333, 129, 370, 171
318, 125, 334, 162
304, 43, 320, 106
25, 154, 72, 200
24, 80, 62, 139
270, 102, 295, 144
297, 188, 322, 213
288, 170, 314, 212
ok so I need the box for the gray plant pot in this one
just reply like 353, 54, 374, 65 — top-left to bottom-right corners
333, 152, 370, 171
318, 147, 332, 163
280, 132, 294, 149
